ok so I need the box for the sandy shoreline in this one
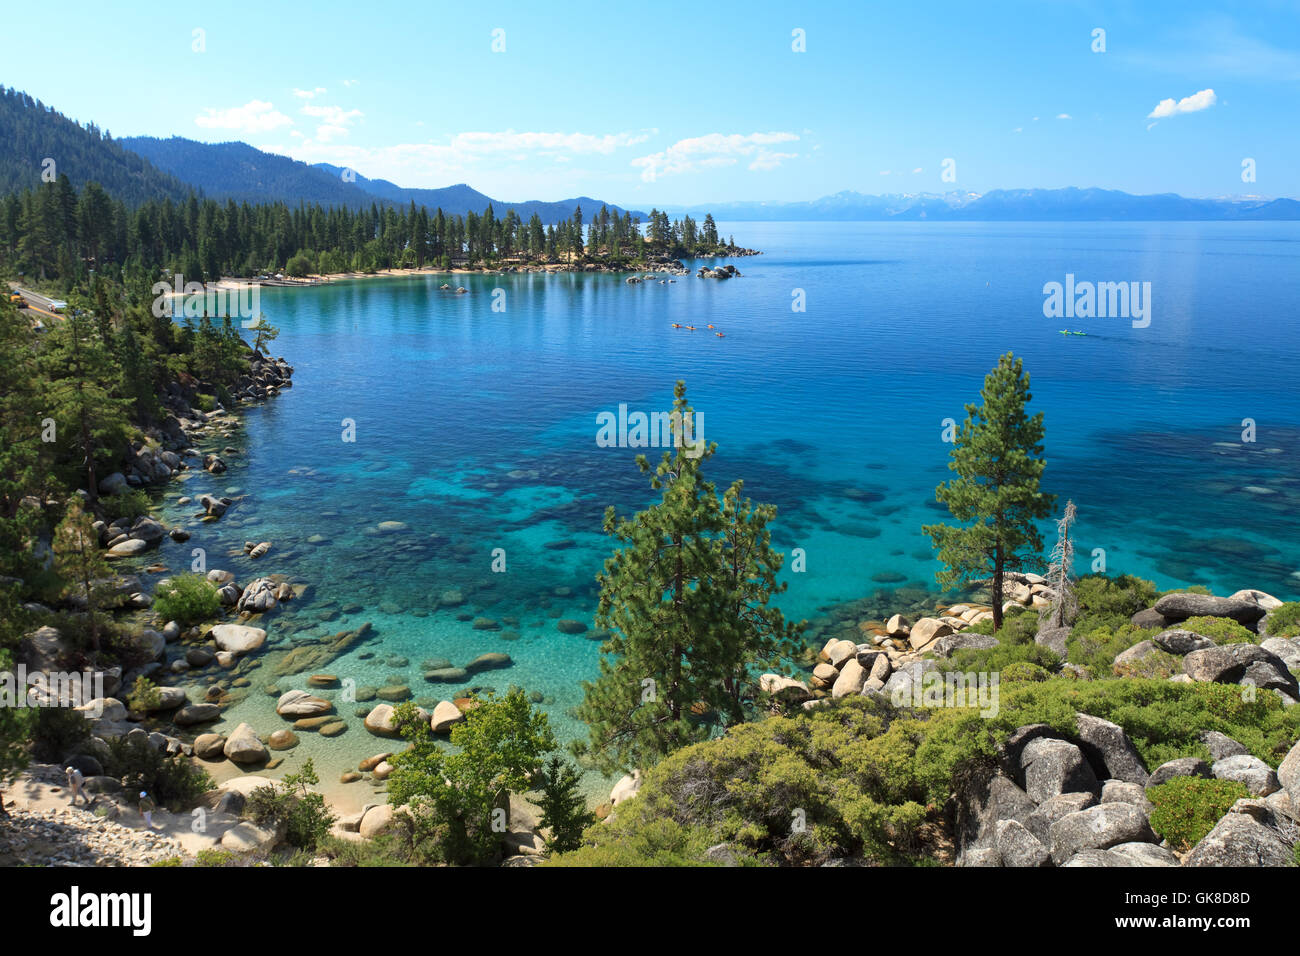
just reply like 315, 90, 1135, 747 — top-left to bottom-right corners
200, 262, 600, 293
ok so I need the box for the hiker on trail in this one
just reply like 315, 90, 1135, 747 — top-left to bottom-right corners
139, 791, 155, 829
65, 766, 87, 806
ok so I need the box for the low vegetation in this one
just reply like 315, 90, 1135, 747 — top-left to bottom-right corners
151, 574, 221, 627
1147, 777, 1250, 852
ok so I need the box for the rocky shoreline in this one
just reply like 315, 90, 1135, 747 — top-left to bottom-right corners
11, 343, 1299, 867
11, 549, 1300, 866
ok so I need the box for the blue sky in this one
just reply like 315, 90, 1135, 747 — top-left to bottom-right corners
5, 0, 1299, 204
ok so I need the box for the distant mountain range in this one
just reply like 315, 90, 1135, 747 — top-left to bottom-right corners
3, 85, 1297, 223
666, 188, 1300, 221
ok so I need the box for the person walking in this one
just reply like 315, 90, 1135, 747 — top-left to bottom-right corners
64, 766, 87, 806
138, 791, 156, 829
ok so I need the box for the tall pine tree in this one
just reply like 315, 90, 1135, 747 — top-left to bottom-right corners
923, 352, 1055, 628
575, 381, 801, 773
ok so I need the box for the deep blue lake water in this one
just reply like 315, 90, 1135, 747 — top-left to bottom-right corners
152, 221, 1300, 795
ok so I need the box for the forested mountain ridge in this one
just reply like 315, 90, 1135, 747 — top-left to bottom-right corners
126, 138, 646, 221
310, 163, 646, 222
120, 137, 370, 208
0, 85, 644, 224
0, 86, 190, 206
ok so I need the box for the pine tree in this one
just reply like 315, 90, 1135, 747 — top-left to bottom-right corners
53, 497, 111, 653
575, 381, 801, 773
923, 353, 1056, 628
537, 754, 597, 853
39, 306, 131, 501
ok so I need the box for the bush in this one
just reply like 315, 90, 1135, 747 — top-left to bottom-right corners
126, 676, 162, 713
317, 828, 430, 867
99, 489, 153, 524
103, 735, 213, 809
387, 689, 555, 866
1266, 603, 1300, 638
1001, 662, 1050, 682
152, 574, 220, 627
1073, 574, 1160, 631
31, 705, 90, 763
1179, 616, 1256, 645
194, 393, 217, 413
1111, 645, 1181, 680
1148, 777, 1249, 851
245, 759, 334, 850
1068, 622, 1160, 677
193, 848, 242, 867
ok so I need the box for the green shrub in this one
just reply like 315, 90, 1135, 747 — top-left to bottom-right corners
126, 676, 162, 713
245, 759, 334, 850
31, 706, 90, 763
103, 734, 214, 809
194, 393, 217, 413
950, 636, 1059, 675
1148, 777, 1249, 851
194, 848, 242, 867
545, 816, 723, 867
1001, 662, 1050, 682
150, 857, 183, 867
1074, 574, 1160, 631
1180, 616, 1256, 644
152, 574, 220, 627
317, 825, 430, 867
99, 489, 152, 523
1068, 623, 1160, 676
1266, 603, 1300, 638
387, 689, 555, 865
1111, 645, 1182, 680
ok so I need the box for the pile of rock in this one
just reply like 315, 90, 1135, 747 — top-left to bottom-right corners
1100, 589, 1298, 704
98, 515, 169, 559
763, 598, 1014, 709
697, 264, 743, 279
237, 352, 294, 402
958, 718, 1300, 867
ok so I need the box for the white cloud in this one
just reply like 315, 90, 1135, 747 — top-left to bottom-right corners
293, 87, 327, 99
195, 100, 293, 134
1012, 127, 1023, 133
301, 103, 363, 125
631, 132, 799, 182
1056, 113, 1071, 119
297, 103, 364, 142
912, 167, 922, 173
342, 79, 359, 88
878, 170, 891, 176
1147, 88, 1216, 119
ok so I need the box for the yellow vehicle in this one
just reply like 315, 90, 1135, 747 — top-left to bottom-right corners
8, 292, 24, 308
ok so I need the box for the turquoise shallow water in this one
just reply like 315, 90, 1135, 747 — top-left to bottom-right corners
139, 221, 1300, 795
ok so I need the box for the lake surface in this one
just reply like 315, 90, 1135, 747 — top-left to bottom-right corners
152, 221, 1300, 798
